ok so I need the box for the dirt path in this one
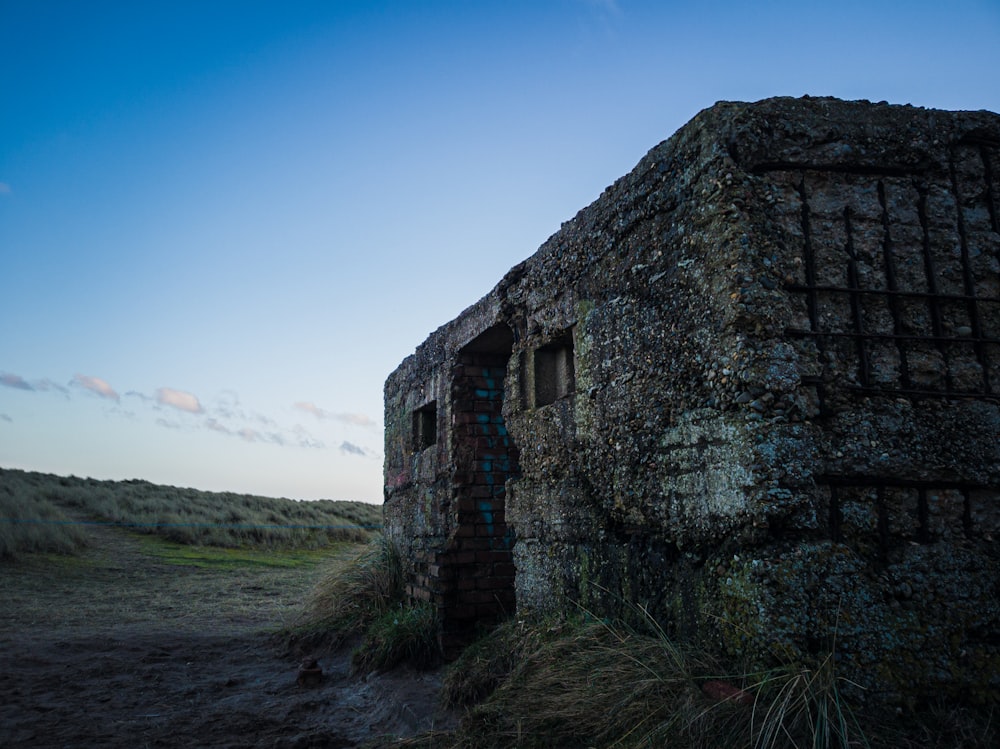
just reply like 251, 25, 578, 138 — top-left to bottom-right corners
0, 522, 453, 748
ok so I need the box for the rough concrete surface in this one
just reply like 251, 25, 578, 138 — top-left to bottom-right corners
384, 96, 1000, 703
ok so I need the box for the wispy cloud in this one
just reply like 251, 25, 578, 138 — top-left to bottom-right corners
3, 370, 333, 452
204, 418, 232, 435
1, 373, 71, 395
73, 374, 120, 402
236, 428, 285, 446
294, 401, 374, 427
255, 413, 278, 429
0, 182, 10, 195
339, 441, 367, 457
294, 401, 325, 418
1, 373, 33, 391
293, 424, 325, 449
34, 378, 69, 395
156, 387, 203, 414
340, 412, 374, 427
201, 409, 324, 449
213, 390, 245, 420
237, 427, 286, 445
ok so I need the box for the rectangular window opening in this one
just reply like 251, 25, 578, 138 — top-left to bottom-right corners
413, 401, 437, 450
534, 337, 575, 407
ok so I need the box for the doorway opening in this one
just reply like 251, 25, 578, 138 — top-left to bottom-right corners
440, 324, 521, 652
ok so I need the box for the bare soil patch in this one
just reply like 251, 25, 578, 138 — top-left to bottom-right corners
0, 521, 454, 748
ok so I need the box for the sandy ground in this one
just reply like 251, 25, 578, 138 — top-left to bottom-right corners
0, 523, 454, 748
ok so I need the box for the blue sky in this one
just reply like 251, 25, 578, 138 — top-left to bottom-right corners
2, 1, 998, 502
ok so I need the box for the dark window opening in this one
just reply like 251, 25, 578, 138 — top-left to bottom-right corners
413, 402, 437, 450
534, 337, 575, 407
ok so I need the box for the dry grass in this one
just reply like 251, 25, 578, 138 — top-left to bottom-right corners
446, 616, 741, 749
748, 656, 868, 749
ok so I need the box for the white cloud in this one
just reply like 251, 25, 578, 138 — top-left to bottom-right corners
73, 374, 120, 402
156, 387, 203, 414
294, 401, 374, 427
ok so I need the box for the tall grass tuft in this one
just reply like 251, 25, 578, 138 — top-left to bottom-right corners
293, 536, 441, 670
295, 535, 406, 636
353, 600, 440, 672
450, 616, 738, 748
749, 655, 868, 749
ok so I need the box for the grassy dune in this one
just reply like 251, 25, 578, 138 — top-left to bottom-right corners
0, 467, 381, 559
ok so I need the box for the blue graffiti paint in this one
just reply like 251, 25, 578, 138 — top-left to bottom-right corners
500, 527, 514, 550
462, 365, 521, 551
479, 501, 495, 537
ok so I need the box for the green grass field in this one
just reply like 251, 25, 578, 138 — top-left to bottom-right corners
0, 467, 381, 560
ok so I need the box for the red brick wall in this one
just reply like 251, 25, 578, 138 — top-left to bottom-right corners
437, 354, 520, 651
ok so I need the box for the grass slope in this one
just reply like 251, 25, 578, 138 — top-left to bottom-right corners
0, 467, 381, 559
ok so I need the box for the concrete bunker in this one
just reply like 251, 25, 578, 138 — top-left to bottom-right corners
384, 96, 1000, 701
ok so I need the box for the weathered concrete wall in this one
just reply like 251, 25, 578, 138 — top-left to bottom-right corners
384, 96, 1000, 701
